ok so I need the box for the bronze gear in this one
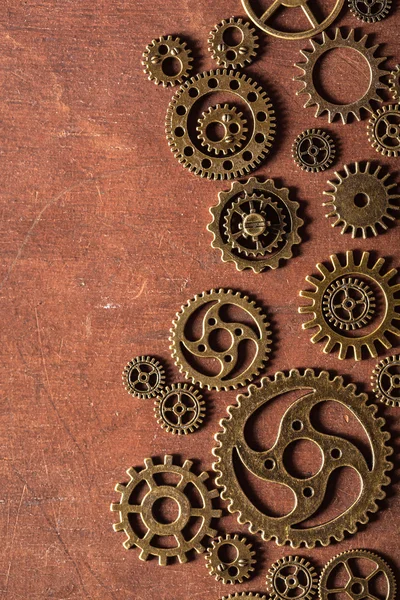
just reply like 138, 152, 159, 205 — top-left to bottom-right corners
142, 36, 193, 87
368, 104, 400, 157
319, 549, 396, 600
165, 70, 276, 180
299, 251, 400, 360
266, 556, 318, 600
212, 369, 393, 548
122, 356, 166, 399
292, 129, 335, 172
221, 595, 266, 600
111, 455, 221, 565
349, 0, 392, 22
205, 534, 256, 584
208, 17, 259, 69
372, 354, 400, 407
197, 104, 248, 156
389, 65, 400, 101
322, 277, 376, 331
169, 289, 271, 391
154, 383, 206, 435
295, 29, 388, 124
241, 0, 344, 40
208, 178, 303, 273
323, 162, 400, 238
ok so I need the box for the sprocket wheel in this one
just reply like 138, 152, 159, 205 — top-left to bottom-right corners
349, 0, 392, 22
142, 36, 193, 87
368, 105, 400, 157
292, 129, 336, 172
197, 104, 248, 156
122, 356, 166, 399
208, 17, 259, 69
154, 383, 206, 434
322, 277, 376, 331
205, 534, 256, 584
266, 556, 318, 600
371, 354, 400, 407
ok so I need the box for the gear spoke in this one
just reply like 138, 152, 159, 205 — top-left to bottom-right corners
302, 2, 319, 27
260, 0, 282, 23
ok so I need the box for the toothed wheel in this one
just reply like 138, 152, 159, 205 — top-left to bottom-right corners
205, 534, 256, 584
122, 356, 166, 399
389, 65, 400, 101
208, 17, 259, 69
322, 277, 376, 331
197, 104, 248, 156
292, 129, 336, 172
142, 36, 193, 87
154, 383, 206, 434
266, 556, 318, 600
349, 0, 392, 22
368, 105, 400, 157
372, 354, 400, 407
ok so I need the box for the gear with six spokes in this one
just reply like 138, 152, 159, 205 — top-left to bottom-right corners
154, 383, 206, 434
122, 356, 166, 399
142, 36, 193, 87
349, 0, 392, 22
205, 534, 256, 584
197, 105, 248, 156
322, 277, 376, 331
372, 354, 400, 407
368, 104, 400, 157
266, 556, 318, 600
208, 17, 259, 69
292, 129, 336, 172
389, 65, 400, 101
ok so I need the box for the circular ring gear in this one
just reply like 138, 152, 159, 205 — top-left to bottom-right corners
208, 178, 303, 273
372, 354, 400, 407
322, 277, 376, 331
319, 549, 396, 600
110, 455, 221, 565
142, 36, 193, 87
241, 0, 344, 40
208, 17, 259, 69
299, 251, 400, 361
323, 162, 400, 238
266, 556, 318, 600
349, 0, 392, 22
169, 289, 272, 390
292, 129, 336, 172
197, 104, 248, 156
122, 356, 166, 399
154, 383, 206, 435
205, 534, 256, 584
368, 105, 400, 157
295, 29, 388, 124
212, 369, 393, 547
389, 65, 400, 101
165, 70, 276, 180
221, 595, 266, 600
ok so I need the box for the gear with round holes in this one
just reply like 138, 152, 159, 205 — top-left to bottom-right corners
165, 70, 276, 180
266, 556, 318, 600
122, 356, 166, 399
213, 369, 393, 548
222, 595, 266, 600
142, 36, 193, 87
292, 129, 336, 172
169, 289, 271, 390
205, 534, 256, 584
372, 354, 400, 407
110, 455, 221, 565
295, 29, 388, 124
319, 549, 396, 600
197, 105, 248, 156
208, 17, 259, 69
368, 105, 400, 157
299, 251, 400, 360
349, 0, 392, 22
322, 277, 376, 331
154, 383, 206, 435
323, 162, 400, 238
389, 65, 400, 101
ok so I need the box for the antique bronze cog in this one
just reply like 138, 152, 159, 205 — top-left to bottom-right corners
292, 129, 336, 172
349, 0, 392, 22
205, 534, 256, 584
197, 104, 248, 156
208, 17, 259, 69
266, 556, 318, 600
142, 36, 193, 87
322, 277, 376, 331
122, 356, 166, 399
212, 369, 393, 548
372, 354, 400, 407
368, 105, 400, 157
389, 65, 400, 101
154, 383, 206, 434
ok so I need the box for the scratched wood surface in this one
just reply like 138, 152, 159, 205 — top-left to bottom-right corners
1, 1, 400, 598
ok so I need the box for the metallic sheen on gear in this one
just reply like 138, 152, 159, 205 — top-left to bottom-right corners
368, 105, 400, 157
292, 129, 335, 172
205, 534, 256, 584
349, 0, 392, 22
372, 354, 400, 407
142, 36, 193, 87
154, 383, 206, 435
122, 356, 166, 399
266, 556, 318, 600
322, 277, 376, 331
197, 104, 248, 156
208, 17, 259, 69
389, 65, 400, 101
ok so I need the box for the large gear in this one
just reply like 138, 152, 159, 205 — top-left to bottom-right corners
368, 105, 400, 157
323, 162, 400, 238
372, 354, 400, 407
292, 129, 336, 173
349, 0, 392, 22
169, 289, 272, 390
165, 70, 276, 180
295, 29, 388, 124
266, 556, 318, 600
205, 534, 256, 584
197, 105, 248, 156
111, 455, 221, 565
389, 65, 400, 101
208, 17, 259, 69
154, 383, 206, 435
213, 369, 393, 548
299, 251, 400, 360
208, 178, 303, 273
322, 277, 376, 331
142, 36, 193, 87
122, 356, 166, 399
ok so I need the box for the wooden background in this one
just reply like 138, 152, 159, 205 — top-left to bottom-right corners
1, 1, 399, 598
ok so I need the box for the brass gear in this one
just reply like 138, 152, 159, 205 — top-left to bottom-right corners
295, 29, 388, 124
368, 105, 400, 157
208, 178, 303, 273
212, 369, 393, 548
142, 36, 193, 87
322, 277, 376, 331
169, 289, 271, 390
299, 251, 400, 360
349, 0, 392, 22
197, 104, 248, 156
222, 595, 266, 600
371, 354, 400, 407
165, 70, 276, 180
208, 17, 259, 69
154, 383, 206, 435
292, 129, 336, 173
122, 356, 166, 399
205, 534, 256, 584
266, 556, 318, 600
319, 549, 397, 600
389, 65, 400, 101
323, 162, 400, 238
110, 455, 221, 565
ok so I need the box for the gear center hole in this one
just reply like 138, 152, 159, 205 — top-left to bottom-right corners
162, 56, 182, 77
152, 497, 180, 525
354, 192, 370, 208
351, 582, 364, 595
222, 26, 244, 47
208, 328, 234, 353
217, 543, 239, 564
206, 121, 227, 142
283, 439, 323, 480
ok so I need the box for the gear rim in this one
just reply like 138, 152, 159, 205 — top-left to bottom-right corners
368, 105, 400, 157
389, 65, 400, 101
208, 17, 259, 69
266, 555, 318, 600
205, 534, 256, 584
142, 36, 193, 87
348, 0, 392, 22
372, 354, 400, 407
154, 383, 206, 434
292, 129, 336, 172
122, 356, 166, 399
197, 104, 248, 156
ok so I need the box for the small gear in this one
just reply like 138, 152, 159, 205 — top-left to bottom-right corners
323, 162, 400, 238
295, 29, 388, 124
319, 549, 396, 600
389, 65, 400, 101
266, 556, 318, 600
349, 0, 392, 22
205, 534, 256, 584
292, 129, 336, 172
142, 36, 193, 87
197, 104, 248, 156
322, 277, 376, 331
122, 356, 166, 399
222, 595, 266, 600
111, 455, 221, 565
154, 383, 206, 434
368, 104, 400, 157
208, 17, 259, 69
372, 354, 400, 407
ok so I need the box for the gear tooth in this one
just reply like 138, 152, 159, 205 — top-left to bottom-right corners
110, 502, 121, 513
114, 483, 126, 494
126, 467, 138, 480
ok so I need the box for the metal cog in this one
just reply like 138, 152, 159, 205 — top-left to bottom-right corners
299, 251, 400, 360
212, 369, 393, 548
368, 104, 400, 157
221, 595, 266, 600
319, 549, 396, 600
110, 455, 221, 565
208, 178, 303, 273
372, 354, 400, 407
142, 36, 193, 87
208, 17, 259, 69
205, 534, 256, 584
349, 0, 392, 22
122, 356, 166, 399
165, 69, 276, 180
323, 162, 400, 238
197, 104, 248, 156
295, 28, 388, 124
292, 129, 336, 173
389, 65, 400, 101
266, 556, 318, 600
322, 277, 376, 331
154, 383, 206, 434
169, 289, 271, 390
